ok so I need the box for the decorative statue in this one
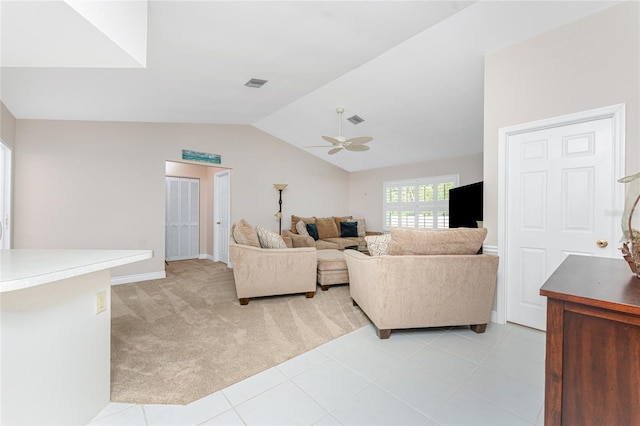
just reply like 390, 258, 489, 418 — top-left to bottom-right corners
619, 172, 640, 275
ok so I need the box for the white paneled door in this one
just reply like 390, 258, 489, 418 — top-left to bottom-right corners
214, 170, 230, 265
505, 115, 621, 330
166, 177, 200, 261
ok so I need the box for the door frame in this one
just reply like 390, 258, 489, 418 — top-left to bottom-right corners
0, 140, 12, 249
496, 103, 626, 324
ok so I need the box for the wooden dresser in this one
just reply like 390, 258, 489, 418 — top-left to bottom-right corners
540, 255, 640, 425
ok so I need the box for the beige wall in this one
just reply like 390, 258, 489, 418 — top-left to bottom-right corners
1, 102, 16, 148
13, 120, 350, 277
349, 153, 484, 231
484, 1, 640, 246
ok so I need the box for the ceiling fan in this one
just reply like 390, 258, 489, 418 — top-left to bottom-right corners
307, 107, 373, 155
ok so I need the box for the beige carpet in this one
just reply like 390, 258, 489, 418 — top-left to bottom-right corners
110, 259, 370, 405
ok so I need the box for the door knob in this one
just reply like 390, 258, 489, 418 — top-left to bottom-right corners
596, 239, 608, 248
216, 221, 221, 225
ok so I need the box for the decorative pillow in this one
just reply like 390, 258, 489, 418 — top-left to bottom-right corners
340, 221, 358, 238
296, 220, 310, 236
232, 219, 261, 247
256, 226, 287, 249
290, 215, 316, 234
316, 217, 340, 239
306, 223, 320, 241
355, 218, 366, 237
387, 227, 488, 255
365, 233, 391, 256
333, 216, 353, 231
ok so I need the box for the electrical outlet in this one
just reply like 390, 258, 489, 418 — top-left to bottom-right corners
96, 291, 107, 314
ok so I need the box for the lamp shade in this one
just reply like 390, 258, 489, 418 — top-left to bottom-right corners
273, 184, 288, 191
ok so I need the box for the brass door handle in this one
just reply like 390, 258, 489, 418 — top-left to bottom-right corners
596, 239, 608, 248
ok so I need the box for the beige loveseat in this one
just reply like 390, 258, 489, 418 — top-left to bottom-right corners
229, 219, 317, 305
345, 227, 499, 339
283, 215, 378, 250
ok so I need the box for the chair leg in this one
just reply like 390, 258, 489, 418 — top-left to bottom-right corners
320, 284, 329, 291
352, 298, 358, 307
305, 291, 315, 299
470, 323, 487, 333
376, 327, 391, 339
239, 298, 249, 305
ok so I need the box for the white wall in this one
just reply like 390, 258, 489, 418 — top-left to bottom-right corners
349, 153, 484, 231
484, 1, 640, 246
13, 120, 350, 277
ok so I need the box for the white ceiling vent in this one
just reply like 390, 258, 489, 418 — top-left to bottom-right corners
244, 78, 268, 88
347, 115, 364, 125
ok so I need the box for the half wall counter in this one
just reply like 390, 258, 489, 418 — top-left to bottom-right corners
0, 249, 153, 425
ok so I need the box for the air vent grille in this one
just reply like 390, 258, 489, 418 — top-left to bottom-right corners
347, 115, 364, 125
244, 78, 268, 88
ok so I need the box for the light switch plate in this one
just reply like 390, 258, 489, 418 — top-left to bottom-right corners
96, 291, 107, 314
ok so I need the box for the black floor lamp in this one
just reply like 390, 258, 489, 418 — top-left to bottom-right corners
273, 183, 288, 235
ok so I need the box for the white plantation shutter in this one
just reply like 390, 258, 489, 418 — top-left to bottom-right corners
383, 174, 458, 231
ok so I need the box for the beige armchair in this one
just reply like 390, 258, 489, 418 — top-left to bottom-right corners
344, 227, 499, 339
229, 238, 317, 305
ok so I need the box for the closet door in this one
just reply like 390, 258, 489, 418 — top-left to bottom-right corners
166, 177, 199, 261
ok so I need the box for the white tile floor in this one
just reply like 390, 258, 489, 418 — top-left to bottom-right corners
90, 322, 546, 426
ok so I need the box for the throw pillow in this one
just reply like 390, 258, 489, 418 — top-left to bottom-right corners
296, 220, 310, 236
255, 226, 287, 249
387, 227, 488, 255
290, 215, 316, 234
365, 233, 391, 256
306, 223, 320, 241
355, 218, 366, 237
333, 215, 353, 231
340, 221, 358, 238
232, 219, 261, 247
316, 217, 340, 239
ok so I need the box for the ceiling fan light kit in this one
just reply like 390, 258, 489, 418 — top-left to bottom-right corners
307, 107, 373, 155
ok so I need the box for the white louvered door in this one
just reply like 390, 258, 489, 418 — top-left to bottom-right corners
506, 117, 619, 330
166, 177, 199, 261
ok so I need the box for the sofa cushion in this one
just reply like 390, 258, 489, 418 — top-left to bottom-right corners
256, 226, 288, 249
306, 223, 320, 240
290, 215, 316, 234
365, 233, 391, 256
340, 221, 358, 238
232, 219, 261, 247
387, 227, 487, 255
315, 239, 340, 250
296, 220, 310, 236
316, 217, 340, 239
355, 218, 366, 237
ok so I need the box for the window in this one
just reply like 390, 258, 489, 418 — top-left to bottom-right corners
383, 175, 458, 231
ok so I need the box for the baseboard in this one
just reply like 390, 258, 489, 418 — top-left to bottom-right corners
200, 253, 215, 261
483, 245, 498, 254
111, 271, 166, 286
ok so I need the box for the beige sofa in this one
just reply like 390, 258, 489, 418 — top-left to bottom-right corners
229, 219, 317, 305
344, 227, 499, 339
283, 215, 378, 250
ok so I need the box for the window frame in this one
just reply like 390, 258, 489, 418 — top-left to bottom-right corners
382, 174, 459, 231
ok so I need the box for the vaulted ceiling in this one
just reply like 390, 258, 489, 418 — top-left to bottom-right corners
0, 1, 621, 171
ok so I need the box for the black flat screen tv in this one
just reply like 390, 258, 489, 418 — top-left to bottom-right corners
449, 181, 483, 228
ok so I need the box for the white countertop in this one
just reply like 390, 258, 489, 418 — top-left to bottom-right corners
0, 249, 153, 293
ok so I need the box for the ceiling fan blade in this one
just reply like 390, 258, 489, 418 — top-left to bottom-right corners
346, 136, 373, 146
346, 144, 370, 152
322, 135, 341, 145
328, 147, 343, 155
